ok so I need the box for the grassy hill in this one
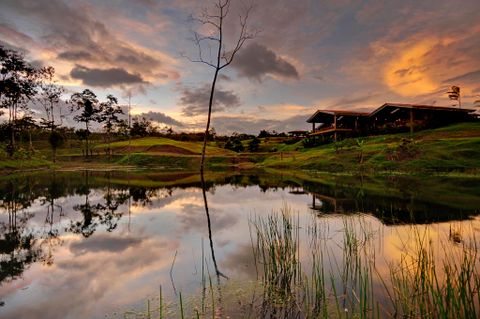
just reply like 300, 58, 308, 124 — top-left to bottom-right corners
94, 137, 234, 156
261, 122, 480, 174
1, 122, 479, 174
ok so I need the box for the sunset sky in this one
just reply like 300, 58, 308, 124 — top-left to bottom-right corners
1, 0, 479, 133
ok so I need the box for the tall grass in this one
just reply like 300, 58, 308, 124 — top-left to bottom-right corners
251, 206, 480, 318
125, 206, 480, 318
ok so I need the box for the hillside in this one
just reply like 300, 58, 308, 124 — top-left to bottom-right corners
262, 122, 480, 174
1, 122, 479, 174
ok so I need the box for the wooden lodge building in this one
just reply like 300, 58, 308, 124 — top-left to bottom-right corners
307, 103, 476, 141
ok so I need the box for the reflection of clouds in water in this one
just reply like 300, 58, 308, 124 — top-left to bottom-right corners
2, 178, 479, 318
178, 203, 239, 235
129, 189, 194, 213
69, 233, 143, 254
1, 233, 178, 319
222, 243, 258, 280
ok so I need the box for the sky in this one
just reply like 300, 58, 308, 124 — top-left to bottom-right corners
1, 0, 479, 134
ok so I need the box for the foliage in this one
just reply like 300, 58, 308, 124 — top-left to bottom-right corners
48, 131, 64, 149
70, 89, 101, 157
248, 136, 261, 152
258, 129, 287, 138
70, 89, 101, 129
130, 117, 152, 137
37, 66, 65, 130
224, 138, 244, 152
99, 95, 123, 134
0, 45, 42, 155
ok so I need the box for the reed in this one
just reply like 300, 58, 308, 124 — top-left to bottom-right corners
250, 206, 480, 318
125, 206, 480, 318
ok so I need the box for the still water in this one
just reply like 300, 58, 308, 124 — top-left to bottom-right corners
0, 170, 479, 318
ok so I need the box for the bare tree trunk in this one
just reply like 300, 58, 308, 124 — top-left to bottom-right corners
29, 130, 33, 155
200, 69, 220, 172
192, 0, 255, 172
200, 2, 224, 172
85, 122, 89, 158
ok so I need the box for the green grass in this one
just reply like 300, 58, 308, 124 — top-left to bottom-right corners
0, 157, 52, 170
94, 137, 234, 156
1, 122, 479, 173
261, 122, 480, 174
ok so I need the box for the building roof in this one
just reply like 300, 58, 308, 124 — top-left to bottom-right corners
369, 103, 476, 117
306, 109, 369, 123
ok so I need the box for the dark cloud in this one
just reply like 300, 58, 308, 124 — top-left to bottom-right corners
233, 43, 299, 81
180, 84, 241, 116
70, 65, 146, 87
0, 40, 27, 54
0, 23, 34, 54
70, 235, 143, 254
328, 93, 382, 109
136, 111, 184, 127
443, 70, 480, 84
57, 50, 95, 61
0, 0, 168, 82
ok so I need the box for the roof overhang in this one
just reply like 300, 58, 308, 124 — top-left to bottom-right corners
306, 109, 369, 123
369, 103, 475, 117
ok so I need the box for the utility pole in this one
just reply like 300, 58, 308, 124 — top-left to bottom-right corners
127, 92, 132, 165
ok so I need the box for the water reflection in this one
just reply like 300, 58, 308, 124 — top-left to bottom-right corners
0, 170, 478, 318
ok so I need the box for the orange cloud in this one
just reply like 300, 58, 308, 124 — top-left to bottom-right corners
384, 39, 440, 96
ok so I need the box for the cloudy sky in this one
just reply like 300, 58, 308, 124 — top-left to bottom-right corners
1, 0, 479, 134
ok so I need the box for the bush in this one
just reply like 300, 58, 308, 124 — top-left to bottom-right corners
49, 131, 65, 149
248, 137, 261, 152
225, 138, 244, 152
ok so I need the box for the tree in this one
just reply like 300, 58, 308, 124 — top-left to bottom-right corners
248, 136, 260, 152
0, 46, 40, 156
15, 115, 38, 155
225, 137, 244, 152
186, 0, 257, 171
130, 117, 151, 137
70, 89, 101, 157
99, 94, 123, 158
38, 67, 65, 162
258, 130, 270, 138
115, 119, 130, 138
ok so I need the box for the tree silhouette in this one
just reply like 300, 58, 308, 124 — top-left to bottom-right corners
99, 94, 123, 159
185, 0, 257, 171
0, 180, 42, 284
38, 67, 65, 163
69, 172, 124, 237
0, 46, 41, 156
70, 89, 101, 157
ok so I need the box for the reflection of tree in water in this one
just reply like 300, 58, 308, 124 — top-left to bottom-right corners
129, 187, 155, 206
0, 180, 43, 285
39, 172, 65, 265
200, 170, 227, 315
69, 171, 127, 238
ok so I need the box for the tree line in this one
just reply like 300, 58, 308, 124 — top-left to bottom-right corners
1, 46, 129, 160
1, 46, 298, 161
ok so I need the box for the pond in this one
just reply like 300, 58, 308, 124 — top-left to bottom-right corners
0, 169, 479, 318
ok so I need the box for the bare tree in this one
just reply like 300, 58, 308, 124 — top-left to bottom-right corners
186, 0, 257, 171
